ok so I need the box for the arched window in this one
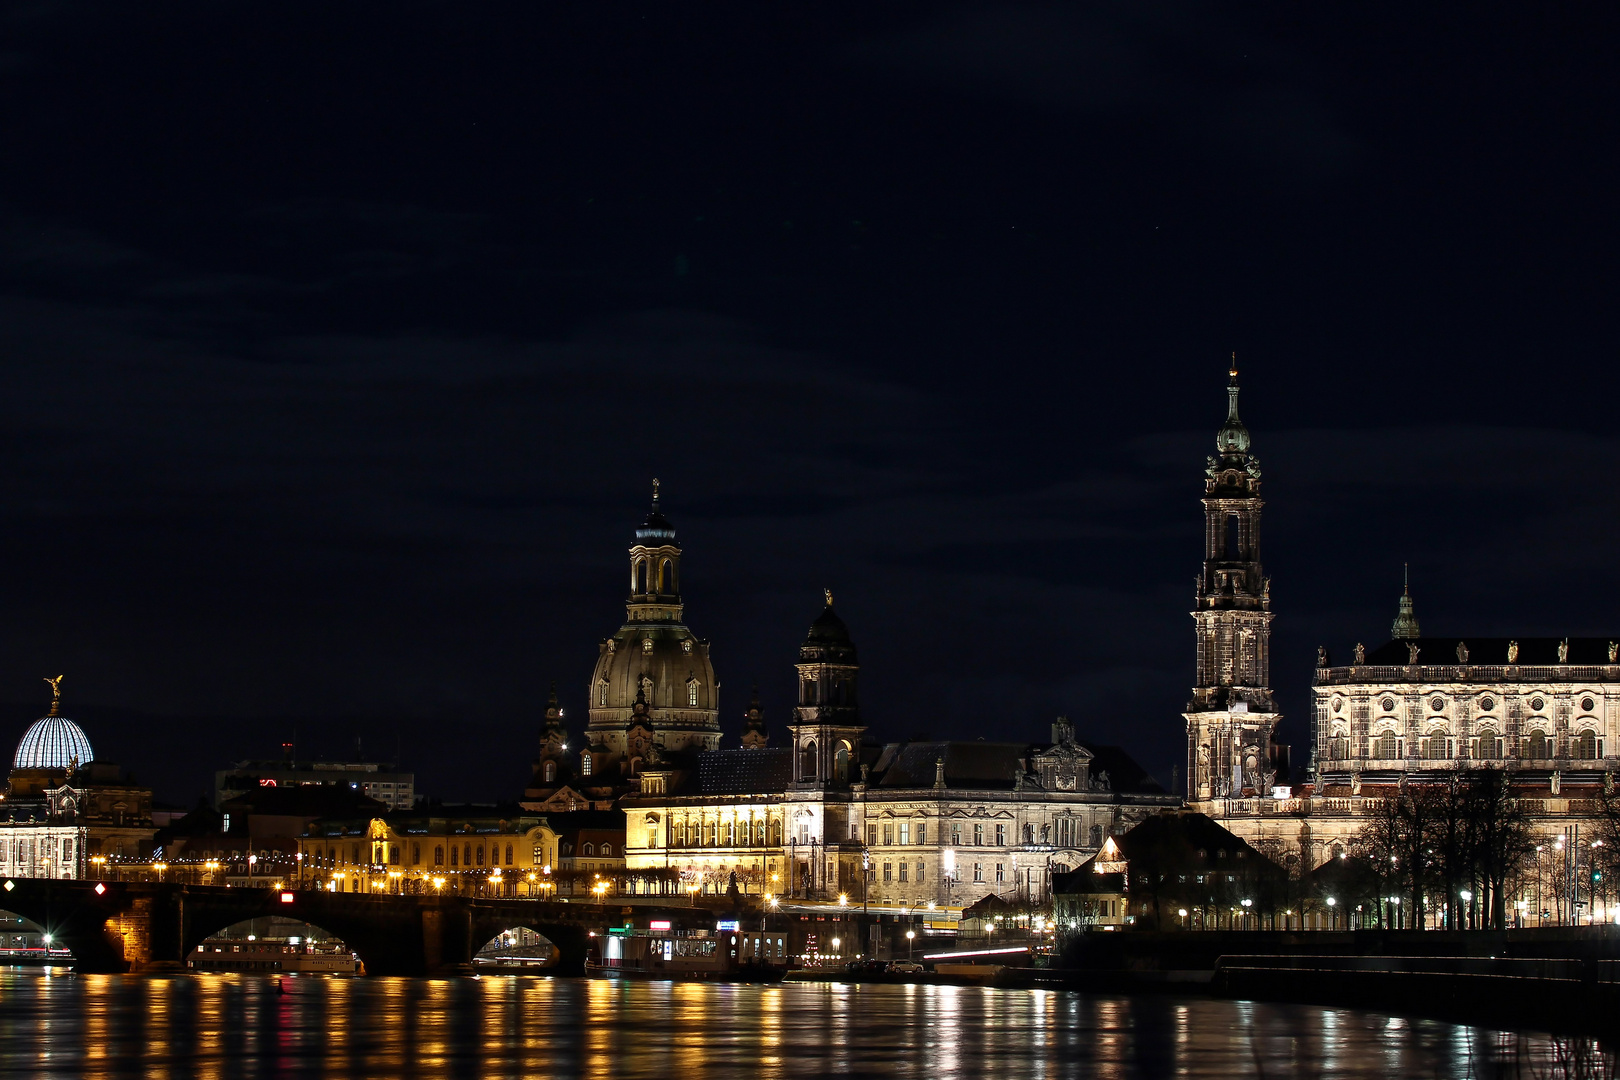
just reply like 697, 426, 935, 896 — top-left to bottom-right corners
800, 740, 819, 780
1475, 731, 1503, 760
1376, 733, 1398, 760
434, 845, 444, 866
584, 843, 594, 856
463, 843, 472, 866
1226, 514, 1241, 559
1421, 733, 1449, 759
661, 558, 674, 592
1329, 735, 1350, 759
1574, 732, 1600, 759
412, 843, 421, 865
635, 559, 648, 595
475, 846, 485, 866
1526, 731, 1552, 759
543, 761, 557, 783
505, 844, 514, 865
450, 846, 459, 866
688, 680, 699, 707
598, 681, 608, 706
601, 842, 613, 856
834, 743, 850, 782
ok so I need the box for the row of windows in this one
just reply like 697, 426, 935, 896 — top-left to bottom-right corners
665, 820, 781, 848
308, 842, 558, 868
864, 821, 1105, 849
1333, 732, 1605, 760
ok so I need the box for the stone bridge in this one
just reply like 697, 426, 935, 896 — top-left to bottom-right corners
0, 879, 680, 975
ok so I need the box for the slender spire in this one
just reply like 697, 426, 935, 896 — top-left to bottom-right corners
1391, 565, 1421, 640
1215, 357, 1251, 456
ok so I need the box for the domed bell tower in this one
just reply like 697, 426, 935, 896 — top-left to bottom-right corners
789, 591, 866, 787
587, 482, 722, 765
1185, 364, 1281, 803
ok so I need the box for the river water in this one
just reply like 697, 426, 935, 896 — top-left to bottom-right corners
0, 968, 1604, 1079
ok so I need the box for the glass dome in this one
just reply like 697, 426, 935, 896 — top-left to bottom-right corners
12, 715, 95, 770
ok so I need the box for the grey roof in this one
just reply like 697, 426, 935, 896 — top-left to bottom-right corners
698, 748, 794, 795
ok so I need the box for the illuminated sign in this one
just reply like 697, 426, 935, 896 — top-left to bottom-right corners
716, 920, 740, 932
279, 892, 295, 904
259, 779, 278, 787
649, 920, 672, 930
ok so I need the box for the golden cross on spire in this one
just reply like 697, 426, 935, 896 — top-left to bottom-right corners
652, 477, 661, 504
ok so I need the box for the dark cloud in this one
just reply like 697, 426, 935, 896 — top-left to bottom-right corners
0, 2, 1612, 804
845, 1, 1358, 174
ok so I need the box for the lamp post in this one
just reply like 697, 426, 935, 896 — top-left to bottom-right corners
1326, 896, 1337, 931
905, 928, 916, 961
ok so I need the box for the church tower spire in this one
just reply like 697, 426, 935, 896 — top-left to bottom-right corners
1391, 565, 1421, 640
1185, 363, 1281, 804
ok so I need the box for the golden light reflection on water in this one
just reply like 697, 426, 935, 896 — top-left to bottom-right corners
0, 969, 1605, 1079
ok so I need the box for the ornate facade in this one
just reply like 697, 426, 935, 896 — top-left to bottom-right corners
1299, 615, 1620, 864
622, 596, 1175, 908
1182, 372, 1620, 876
0, 680, 155, 878
522, 483, 721, 812
1185, 368, 1286, 817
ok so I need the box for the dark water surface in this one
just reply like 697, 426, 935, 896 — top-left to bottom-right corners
0, 968, 1602, 1078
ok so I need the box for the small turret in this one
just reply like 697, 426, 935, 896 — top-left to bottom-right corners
1391, 565, 1421, 640
741, 686, 768, 749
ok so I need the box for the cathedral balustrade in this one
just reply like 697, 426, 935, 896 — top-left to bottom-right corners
1316, 664, 1620, 686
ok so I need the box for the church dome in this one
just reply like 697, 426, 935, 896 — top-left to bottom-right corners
586, 485, 721, 757
13, 714, 94, 770
801, 593, 858, 664
806, 600, 851, 645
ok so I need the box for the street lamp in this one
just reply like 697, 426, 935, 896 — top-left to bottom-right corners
1326, 896, 1337, 930
906, 928, 916, 960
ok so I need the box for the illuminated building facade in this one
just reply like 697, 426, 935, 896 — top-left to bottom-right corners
1181, 375, 1620, 882
295, 807, 626, 897
622, 597, 1174, 908
0, 680, 154, 879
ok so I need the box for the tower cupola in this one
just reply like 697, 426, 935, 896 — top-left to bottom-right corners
1391, 567, 1421, 640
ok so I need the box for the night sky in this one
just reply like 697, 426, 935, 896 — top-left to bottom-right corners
1, 3, 1615, 805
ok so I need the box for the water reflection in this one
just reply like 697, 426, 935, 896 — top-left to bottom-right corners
0, 968, 1605, 1079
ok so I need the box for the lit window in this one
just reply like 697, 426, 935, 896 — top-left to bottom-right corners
688, 681, 699, 707
899, 823, 910, 845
